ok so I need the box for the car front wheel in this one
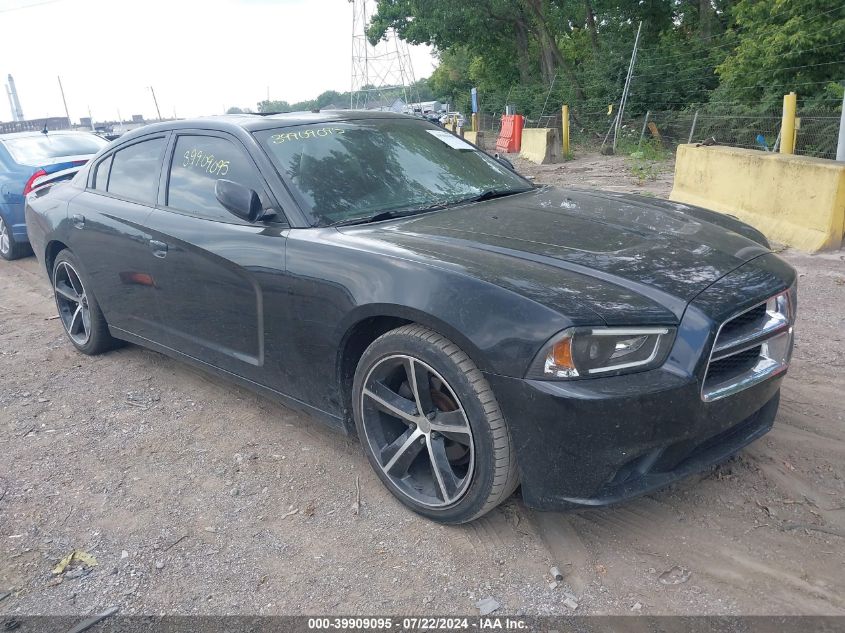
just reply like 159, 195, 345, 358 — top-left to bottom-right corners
353, 325, 519, 523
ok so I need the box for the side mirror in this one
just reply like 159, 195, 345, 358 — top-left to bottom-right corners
494, 153, 515, 171
215, 179, 274, 223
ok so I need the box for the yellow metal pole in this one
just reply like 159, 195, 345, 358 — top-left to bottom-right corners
561, 105, 570, 155
471, 113, 478, 132
780, 92, 797, 154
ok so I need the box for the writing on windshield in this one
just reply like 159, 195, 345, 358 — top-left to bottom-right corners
255, 119, 529, 226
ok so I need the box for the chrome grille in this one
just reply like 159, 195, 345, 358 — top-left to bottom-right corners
702, 290, 795, 402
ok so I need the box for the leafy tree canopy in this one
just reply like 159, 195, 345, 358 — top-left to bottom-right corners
368, 0, 844, 119
247, 0, 842, 126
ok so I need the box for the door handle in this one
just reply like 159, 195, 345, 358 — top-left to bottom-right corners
72, 214, 85, 229
149, 240, 168, 258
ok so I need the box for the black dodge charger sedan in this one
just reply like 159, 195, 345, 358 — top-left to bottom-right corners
25, 111, 796, 523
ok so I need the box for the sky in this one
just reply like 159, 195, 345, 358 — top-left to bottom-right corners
0, 0, 436, 123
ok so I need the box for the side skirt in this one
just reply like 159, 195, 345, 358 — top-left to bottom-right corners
109, 326, 349, 435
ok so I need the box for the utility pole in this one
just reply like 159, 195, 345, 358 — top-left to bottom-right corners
57, 76, 71, 126
350, 0, 416, 110
149, 86, 162, 120
613, 21, 642, 152
837, 86, 845, 161
87, 106, 95, 131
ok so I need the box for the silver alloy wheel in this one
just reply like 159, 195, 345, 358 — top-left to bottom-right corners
360, 354, 475, 508
53, 261, 92, 346
0, 216, 9, 256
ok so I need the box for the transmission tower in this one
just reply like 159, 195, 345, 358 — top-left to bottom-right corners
349, 0, 419, 111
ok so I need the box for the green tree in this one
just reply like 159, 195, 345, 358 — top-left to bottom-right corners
714, 0, 845, 109
257, 100, 292, 113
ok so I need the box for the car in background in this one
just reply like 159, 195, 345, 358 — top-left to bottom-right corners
424, 112, 444, 126
26, 112, 796, 523
439, 111, 465, 127
0, 130, 108, 260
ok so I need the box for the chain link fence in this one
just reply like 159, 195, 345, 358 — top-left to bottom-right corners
472, 102, 841, 159
564, 105, 841, 159
795, 114, 842, 159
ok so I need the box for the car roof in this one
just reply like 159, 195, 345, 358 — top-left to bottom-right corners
118, 110, 415, 141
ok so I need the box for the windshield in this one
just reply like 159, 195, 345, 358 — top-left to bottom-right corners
2, 133, 108, 165
254, 118, 532, 226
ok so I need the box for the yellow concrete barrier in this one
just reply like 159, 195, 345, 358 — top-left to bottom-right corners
670, 144, 845, 252
464, 130, 487, 149
519, 128, 562, 165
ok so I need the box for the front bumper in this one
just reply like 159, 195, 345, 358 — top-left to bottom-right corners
490, 252, 795, 511
485, 368, 780, 510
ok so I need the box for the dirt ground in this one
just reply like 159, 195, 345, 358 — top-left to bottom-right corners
1, 153, 844, 617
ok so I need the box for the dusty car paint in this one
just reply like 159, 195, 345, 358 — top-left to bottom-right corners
25, 112, 796, 509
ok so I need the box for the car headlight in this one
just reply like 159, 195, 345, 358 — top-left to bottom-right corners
526, 327, 676, 380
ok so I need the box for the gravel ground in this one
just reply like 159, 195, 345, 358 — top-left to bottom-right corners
1, 153, 844, 617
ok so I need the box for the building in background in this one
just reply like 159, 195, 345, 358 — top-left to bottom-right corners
0, 117, 69, 134
405, 100, 443, 115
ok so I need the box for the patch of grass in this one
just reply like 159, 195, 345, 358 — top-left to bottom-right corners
629, 157, 662, 183
625, 138, 670, 183
617, 137, 672, 161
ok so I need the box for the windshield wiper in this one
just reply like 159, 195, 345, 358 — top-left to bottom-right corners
328, 189, 531, 227
329, 201, 449, 227
463, 187, 533, 204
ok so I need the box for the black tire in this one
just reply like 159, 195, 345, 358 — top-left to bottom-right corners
353, 324, 519, 524
0, 214, 31, 261
52, 250, 119, 355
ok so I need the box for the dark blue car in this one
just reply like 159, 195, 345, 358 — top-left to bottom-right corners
0, 130, 107, 260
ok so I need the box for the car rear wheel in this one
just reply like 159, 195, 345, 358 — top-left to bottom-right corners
0, 215, 31, 261
353, 324, 519, 523
52, 250, 119, 355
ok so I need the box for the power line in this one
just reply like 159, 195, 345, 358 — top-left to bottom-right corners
633, 39, 845, 76
628, 78, 840, 100
633, 59, 845, 83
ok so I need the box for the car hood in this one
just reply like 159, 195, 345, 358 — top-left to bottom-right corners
338, 187, 771, 324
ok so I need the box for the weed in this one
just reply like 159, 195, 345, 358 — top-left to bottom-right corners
618, 137, 672, 161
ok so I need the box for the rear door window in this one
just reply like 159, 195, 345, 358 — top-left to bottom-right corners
92, 154, 113, 191
166, 134, 265, 222
107, 137, 166, 205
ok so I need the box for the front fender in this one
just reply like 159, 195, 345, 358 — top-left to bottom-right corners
335, 303, 495, 376
287, 230, 591, 381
